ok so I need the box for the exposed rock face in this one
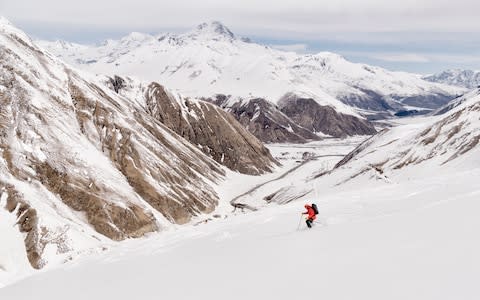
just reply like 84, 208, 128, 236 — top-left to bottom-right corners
108, 75, 126, 93
278, 95, 377, 137
143, 83, 277, 174
209, 95, 321, 143
0, 18, 232, 268
66, 77, 223, 224
208, 93, 377, 143
1, 184, 43, 269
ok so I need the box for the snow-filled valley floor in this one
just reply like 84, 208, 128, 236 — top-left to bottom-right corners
1, 135, 480, 300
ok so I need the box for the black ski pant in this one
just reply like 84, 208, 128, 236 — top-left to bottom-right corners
306, 218, 314, 228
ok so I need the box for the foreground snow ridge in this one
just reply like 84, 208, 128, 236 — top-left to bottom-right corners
1, 167, 479, 300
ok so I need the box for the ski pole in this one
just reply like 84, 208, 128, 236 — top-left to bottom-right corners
297, 214, 303, 230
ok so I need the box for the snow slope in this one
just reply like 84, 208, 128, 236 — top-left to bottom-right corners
0, 192, 32, 288
0, 160, 479, 300
37, 22, 465, 116
1, 92, 479, 299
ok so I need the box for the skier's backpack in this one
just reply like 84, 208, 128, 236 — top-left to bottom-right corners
311, 203, 319, 215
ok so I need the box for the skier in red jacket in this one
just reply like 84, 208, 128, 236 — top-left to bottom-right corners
303, 204, 316, 228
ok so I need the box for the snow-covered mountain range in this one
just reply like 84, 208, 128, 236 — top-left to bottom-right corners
37, 21, 464, 114
37, 21, 466, 142
423, 69, 480, 89
0, 16, 276, 270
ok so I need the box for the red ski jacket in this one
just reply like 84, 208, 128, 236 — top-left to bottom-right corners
303, 205, 316, 220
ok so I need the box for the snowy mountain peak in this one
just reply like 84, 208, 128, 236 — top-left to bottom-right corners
0, 16, 36, 47
314, 52, 346, 60
296, 52, 347, 65
423, 69, 480, 89
120, 31, 154, 43
0, 16, 12, 27
36, 19, 465, 123
190, 21, 235, 40
49, 39, 80, 50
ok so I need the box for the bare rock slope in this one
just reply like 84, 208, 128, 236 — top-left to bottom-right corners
140, 82, 277, 174
0, 18, 275, 269
278, 93, 376, 137
208, 95, 321, 143
208, 93, 376, 143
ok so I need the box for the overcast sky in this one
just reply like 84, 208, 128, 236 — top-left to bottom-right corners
2, 0, 480, 73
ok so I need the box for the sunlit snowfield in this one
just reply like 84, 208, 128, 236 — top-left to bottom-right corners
2, 127, 479, 300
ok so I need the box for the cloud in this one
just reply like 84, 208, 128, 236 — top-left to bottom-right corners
428, 54, 480, 64
368, 53, 431, 63
3, 0, 480, 37
344, 51, 480, 64
270, 43, 309, 53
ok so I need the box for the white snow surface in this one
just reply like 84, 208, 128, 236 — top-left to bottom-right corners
1, 18, 480, 299
0, 192, 32, 288
2, 90, 480, 298
0, 160, 479, 300
37, 22, 465, 116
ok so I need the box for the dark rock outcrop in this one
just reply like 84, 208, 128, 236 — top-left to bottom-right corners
144, 83, 278, 175
278, 95, 377, 138
208, 95, 321, 143
108, 75, 126, 93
